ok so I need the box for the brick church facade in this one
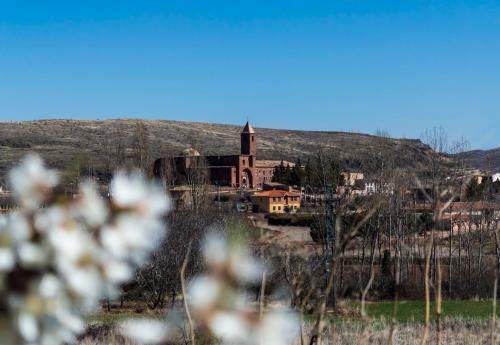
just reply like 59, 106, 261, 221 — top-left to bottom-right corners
153, 122, 293, 189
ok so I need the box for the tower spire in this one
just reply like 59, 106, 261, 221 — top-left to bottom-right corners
240, 121, 256, 155
241, 121, 255, 134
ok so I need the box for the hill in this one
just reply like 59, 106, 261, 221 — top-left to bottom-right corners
0, 119, 439, 184
455, 148, 500, 173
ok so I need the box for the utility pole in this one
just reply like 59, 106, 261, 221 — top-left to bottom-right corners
324, 183, 336, 308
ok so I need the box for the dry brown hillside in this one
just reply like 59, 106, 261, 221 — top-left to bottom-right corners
454, 148, 500, 173
0, 119, 439, 185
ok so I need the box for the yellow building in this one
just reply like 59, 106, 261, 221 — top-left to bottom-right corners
250, 190, 301, 214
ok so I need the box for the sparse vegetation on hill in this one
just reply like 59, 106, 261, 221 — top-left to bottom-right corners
0, 118, 441, 185
454, 147, 500, 172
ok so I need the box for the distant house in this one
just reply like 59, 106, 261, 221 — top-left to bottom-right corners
459, 170, 489, 185
250, 190, 301, 214
341, 171, 364, 186
365, 181, 376, 194
414, 201, 500, 231
350, 179, 367, 196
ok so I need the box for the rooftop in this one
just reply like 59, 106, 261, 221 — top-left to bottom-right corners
253, 190, 301, 198
241, 121, 255, 134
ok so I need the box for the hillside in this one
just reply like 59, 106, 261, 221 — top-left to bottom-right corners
0, 119, 438, 184
455, 148, 500, 173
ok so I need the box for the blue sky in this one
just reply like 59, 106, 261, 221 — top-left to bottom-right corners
0, 1, 499, 149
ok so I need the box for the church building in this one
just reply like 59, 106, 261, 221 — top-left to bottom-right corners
153, 122, 293, 189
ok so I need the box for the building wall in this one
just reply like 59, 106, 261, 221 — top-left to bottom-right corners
241, 132, 256, 156
209, 166, 237, 186
255, 167, 275, 188
153, 123, 289, 189
250, 194, 301, 213
206, 155, 240, 167
250, 195, 271, 213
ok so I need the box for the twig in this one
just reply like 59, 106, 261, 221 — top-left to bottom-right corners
310, 203, 381, 345
420, 237, 433, 345
491, 266, 497, 345
491, 229, 500, 345
386, 245, 401, 345
361, 233, 378, 318
435, 258, 442, 345
180, 241, 195, 345
259, 270, 267, 345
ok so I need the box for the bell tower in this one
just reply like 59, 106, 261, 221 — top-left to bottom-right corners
240, 121, 256, 156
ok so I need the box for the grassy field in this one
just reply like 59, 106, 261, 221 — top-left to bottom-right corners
82, 301, 500, 344
88, 300, 499, 324
361, 300, 498, 322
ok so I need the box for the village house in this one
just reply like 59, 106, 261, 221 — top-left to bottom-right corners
415, 201, 500, 231
341, 171, 364, 186
153, 122, 294, 189
458, 169, 489, 185
250, 189, 301, 214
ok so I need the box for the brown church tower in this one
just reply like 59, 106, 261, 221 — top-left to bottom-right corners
240, 121, 256, 156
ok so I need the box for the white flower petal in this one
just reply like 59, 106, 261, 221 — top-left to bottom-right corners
38, 274, 62, 298
0, 248, 15, 271
8, 154, 58, 209
258, 312, 300, 345
208, 311, 252, 343
18, 242, 47, 267
188, 276, 221, 312
18, 313, 39, 342
120, 319, 172, 344
203, 234, 229, 267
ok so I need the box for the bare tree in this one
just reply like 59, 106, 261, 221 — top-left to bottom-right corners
131, 121, 152, 175
98, 126, 128, 184
136, 206, 230, 310
184, 156, 210, 213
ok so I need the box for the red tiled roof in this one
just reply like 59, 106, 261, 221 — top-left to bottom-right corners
253, 190, 301, 197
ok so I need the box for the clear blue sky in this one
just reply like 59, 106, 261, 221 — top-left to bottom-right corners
0, 1, 499, 149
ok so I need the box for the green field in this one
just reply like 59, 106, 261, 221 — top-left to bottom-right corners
89, 300, 500, 325
361, 300, 499, 322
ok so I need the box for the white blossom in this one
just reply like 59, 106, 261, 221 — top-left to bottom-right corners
17, 312, 39, 342
203, 234, 264, 283
188, 275, 222, 312
208, 311, 253, 344
120, 319, 174, 345
203, 233, 229, 267
257, 312, 300, 345
8, 154, 58, 210
0, 155, 171, 345
0, 248, 15, 271
0, 154, 298, 345
187, 234, 298, 345
17, 242, 48, 268
110, 171, 169, 218
71, 181, 109, 227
